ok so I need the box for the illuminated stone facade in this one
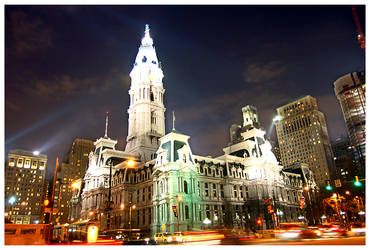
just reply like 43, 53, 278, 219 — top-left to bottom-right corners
77, 25, 319, 232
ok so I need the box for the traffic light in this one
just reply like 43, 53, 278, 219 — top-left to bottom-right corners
299, 197, 305, 209
265, 198, 274, 214
325, 180, 333, 191
257, 217, 262, 225
354, 176, 362, 187
172, 206, 178, 217
43, 198, 51, 207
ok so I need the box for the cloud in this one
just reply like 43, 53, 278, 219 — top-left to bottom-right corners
6, 10, 54, 55
243, 60, 288, 83
24, 69, 127, 100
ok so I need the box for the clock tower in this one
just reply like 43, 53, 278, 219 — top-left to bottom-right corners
125, 25, 166, 162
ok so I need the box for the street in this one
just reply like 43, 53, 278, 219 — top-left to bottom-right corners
218, 236, 366, 245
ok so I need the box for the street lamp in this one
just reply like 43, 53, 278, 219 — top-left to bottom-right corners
8, 196, 16, 222
273, 115, 282, 123
8, 196, 16, 205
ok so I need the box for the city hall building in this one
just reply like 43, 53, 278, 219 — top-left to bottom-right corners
75, 25, 319, 233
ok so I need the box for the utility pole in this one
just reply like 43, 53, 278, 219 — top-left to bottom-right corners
106, 160, 113, 230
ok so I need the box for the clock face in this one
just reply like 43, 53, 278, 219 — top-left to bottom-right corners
149, 72, 155, 82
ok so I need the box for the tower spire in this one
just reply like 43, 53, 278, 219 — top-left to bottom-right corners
172, 111, 176, 131
104, 111, 109, 138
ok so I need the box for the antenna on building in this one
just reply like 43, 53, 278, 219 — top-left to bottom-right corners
172, 111, 176, 131
105, 111, 109, 138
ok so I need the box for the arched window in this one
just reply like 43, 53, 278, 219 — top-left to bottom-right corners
185, 205, 189, 219
184, 180, 188, 194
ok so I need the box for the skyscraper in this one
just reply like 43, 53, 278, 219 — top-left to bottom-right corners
51, 138, 94, 224
331, 137, 357, 182
274, 95, 336, 188
5, 150, 47, 224
333, 71, 365, 177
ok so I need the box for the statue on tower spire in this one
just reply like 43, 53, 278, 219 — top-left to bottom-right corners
141, 24, 153, 47
145, 24, 150, 34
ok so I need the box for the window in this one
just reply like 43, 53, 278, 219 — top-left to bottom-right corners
185, 205, 189, 219
24, 160, 31, 168
204, 183, 209, 197
233, 185, 237, 197
9, 158, 15, 167
184, 181, 188, 194
183, 154, 187, 163
31, 161, 38, 169
142, 56, 147, 63
220, 185, 224, 198
17, 158, 23, 167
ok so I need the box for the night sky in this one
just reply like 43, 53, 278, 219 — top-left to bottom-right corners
5, 5, 365, 180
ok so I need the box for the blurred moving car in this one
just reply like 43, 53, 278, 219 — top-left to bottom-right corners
275, 223, 321, 240
348, 222, 366, 236
172, 232, 192, 243
318, 224, 348, 238
171, 231, 225, 243
122, 233, 154, 245
275, 223, 304, 240
153, 232, 173, 244
219, 229, 257, 244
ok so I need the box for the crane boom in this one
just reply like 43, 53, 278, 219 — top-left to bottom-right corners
352, 6, 365, 51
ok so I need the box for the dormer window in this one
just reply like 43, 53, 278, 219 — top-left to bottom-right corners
152, 60, 157, 64
142, 56, 147, 63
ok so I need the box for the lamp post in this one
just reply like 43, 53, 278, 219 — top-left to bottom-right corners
50, 157, 60, 225
105, 159, 136, 230
129, 203, 136, 231
177, 195, 182, 232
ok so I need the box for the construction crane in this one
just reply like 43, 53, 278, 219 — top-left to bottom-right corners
352, 6, 365, 51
